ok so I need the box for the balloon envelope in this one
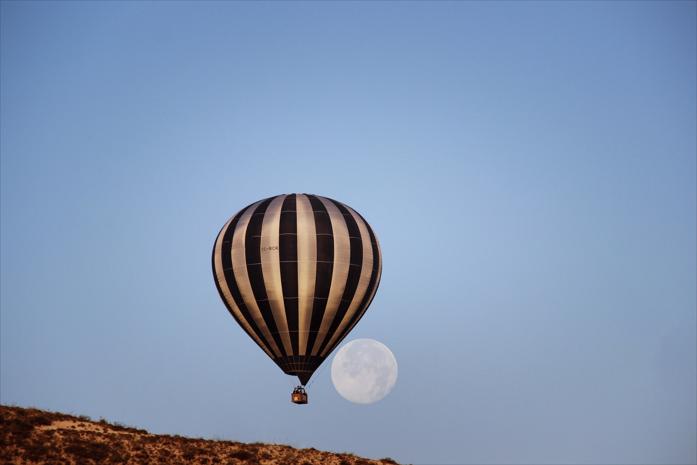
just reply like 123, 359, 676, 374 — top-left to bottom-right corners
212, 194, 382, 385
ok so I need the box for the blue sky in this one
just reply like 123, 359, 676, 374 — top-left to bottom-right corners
1, 2, 695, 464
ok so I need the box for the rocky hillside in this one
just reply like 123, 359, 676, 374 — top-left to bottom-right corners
0, 405, 400, 465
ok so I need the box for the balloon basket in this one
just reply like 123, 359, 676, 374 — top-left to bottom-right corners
291, 386, 308, 404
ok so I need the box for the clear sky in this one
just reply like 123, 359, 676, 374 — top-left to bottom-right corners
1, 2, 695, 464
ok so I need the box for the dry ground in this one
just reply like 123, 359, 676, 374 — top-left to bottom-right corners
0, 405, 400, 465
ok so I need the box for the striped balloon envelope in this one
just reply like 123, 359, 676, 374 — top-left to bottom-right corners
212, 194, 382, 391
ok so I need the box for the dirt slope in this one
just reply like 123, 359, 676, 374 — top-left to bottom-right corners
0, 405, 400, 465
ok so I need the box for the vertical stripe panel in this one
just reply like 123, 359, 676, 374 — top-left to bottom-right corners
217, 205, 280, 357
279, 195, 299, 357
305, 195, 333, 355
320, 208, 382, 356
295, 194, 317, 356
319, 205, 375, 357
244, 198, 288, 357
311, 196, 351, 356
231, 200, 283, 357
213, 216, 275, 358
260, 195, 294, 356
315, 199, 364, 356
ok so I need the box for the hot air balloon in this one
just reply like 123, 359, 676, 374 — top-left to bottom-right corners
212, 194, 382, 404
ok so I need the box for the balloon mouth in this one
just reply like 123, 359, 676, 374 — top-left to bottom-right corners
274, 355, 324, 386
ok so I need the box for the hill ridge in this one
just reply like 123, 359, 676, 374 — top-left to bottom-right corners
0, 405, 401, 465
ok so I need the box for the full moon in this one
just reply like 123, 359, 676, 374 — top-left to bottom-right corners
331, 339, 398, 404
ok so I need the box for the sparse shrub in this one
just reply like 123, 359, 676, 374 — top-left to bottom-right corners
182, 443, 204, 460
25, 413, 53, 427
21, 439, 55, 461
228, 448, 256, 461
3, 418, 35, 441
380, 458, 399, 464
64, 439, 109, 462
